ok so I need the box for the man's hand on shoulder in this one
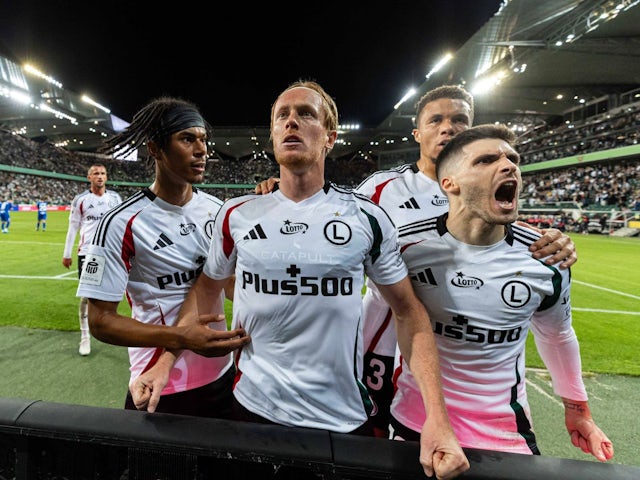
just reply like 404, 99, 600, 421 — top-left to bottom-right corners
518, 222, 577, 269
255, 177, 280, 195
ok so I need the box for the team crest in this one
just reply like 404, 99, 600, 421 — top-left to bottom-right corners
324, 220, 351, 245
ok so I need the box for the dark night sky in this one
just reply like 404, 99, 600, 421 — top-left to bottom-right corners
0, 1, 502, 127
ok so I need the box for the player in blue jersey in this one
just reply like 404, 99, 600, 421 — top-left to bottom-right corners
391, 123, 613, 462
1, 199, 12, 233
130, 80, 470, 480
35, 200, 48, 231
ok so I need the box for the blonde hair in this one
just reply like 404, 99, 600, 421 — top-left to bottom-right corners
270, 80, 339, 133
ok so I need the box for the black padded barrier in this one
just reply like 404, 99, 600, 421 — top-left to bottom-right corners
0, 397, 638, 480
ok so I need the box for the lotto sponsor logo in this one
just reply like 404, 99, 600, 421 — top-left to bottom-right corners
180, 223, 196, 235
431, 195, 448, 206
280, 220, 308, 235
450, 272, 483, 288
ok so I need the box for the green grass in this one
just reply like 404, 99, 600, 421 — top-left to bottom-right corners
1, 210, 638, 375
1, 210, 639, 467
0, 210, 133, 329
525, 234, 640, 375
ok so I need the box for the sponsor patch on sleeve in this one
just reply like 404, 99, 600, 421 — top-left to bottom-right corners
79, 254, 106, 286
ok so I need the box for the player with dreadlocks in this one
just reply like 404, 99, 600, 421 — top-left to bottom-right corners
77, 96, 250, 417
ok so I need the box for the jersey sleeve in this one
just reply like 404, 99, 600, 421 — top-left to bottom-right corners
530, 267, 588, 401
360, 202, 407, 286
203, 199, 238, 280
63, 196, 82, 258
355, 174, 377, 198
76, 217, 129, 302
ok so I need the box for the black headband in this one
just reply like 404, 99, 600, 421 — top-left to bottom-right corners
153, 106, 206, 142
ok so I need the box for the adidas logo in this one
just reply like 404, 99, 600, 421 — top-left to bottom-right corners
244, 224, 267, 240
399, 197, 420, 209
153, 232, 174, 250
410, 268, 437, 286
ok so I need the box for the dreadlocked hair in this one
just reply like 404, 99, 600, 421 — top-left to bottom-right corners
98, 96, 213, 159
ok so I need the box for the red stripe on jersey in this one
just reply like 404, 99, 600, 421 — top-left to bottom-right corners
121, 212, 141, 272
368, 308, 393, 352
222, 199, 254, 258
370, 178, 395, 204
140, 347, 164, 374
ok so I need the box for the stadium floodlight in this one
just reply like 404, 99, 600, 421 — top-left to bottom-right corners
470, 70, 506, 95
425, 53, 453, 79
394, 88, 416, 110
23, 64, 62, 88
81, 95, 111, 114
1, 86, 31, 105
39, 103, 77, 124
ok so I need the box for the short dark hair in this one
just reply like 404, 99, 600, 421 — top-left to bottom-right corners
415, 85, 474, 126
435, 123, 517, 179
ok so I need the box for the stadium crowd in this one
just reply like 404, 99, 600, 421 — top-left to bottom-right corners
1, 113, 639, 215
518, 105, 640, 165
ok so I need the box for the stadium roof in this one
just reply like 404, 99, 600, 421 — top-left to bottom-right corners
1, 0, 639, 162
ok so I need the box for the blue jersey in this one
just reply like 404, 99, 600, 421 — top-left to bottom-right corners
37, 201, 48, 220
0, 201, 12, 221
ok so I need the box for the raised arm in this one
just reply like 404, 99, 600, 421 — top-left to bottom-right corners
377, 277, 469, 480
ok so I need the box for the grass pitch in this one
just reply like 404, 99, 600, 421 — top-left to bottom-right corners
0, 210, 638, 466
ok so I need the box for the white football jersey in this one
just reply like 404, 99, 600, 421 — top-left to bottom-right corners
391, 216, 579, 454
77, 188, 232, 394
205, 183, 407, 432
357, 164, 449, 356
356, 164, 449, 431
63, 189, 123, 258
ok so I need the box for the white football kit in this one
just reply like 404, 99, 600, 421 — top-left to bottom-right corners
63, 189, 123, 259
392, 215, 586, 454
77, 188, 231, 394
355, 164, 449, 430
204, 183, 407, 432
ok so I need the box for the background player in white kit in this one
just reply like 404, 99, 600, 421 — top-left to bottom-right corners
77, 97, 249, 417
131, 80, 470, 480
62, 163, 122, 355
391, 123, 614, 462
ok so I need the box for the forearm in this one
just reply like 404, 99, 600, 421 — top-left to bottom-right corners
174, 273, 225, 328
63, 225, 79, 258
395, 306, 449, 421
88, 302, 187, 350
533, 325, 587, 401
562, 398, 592, 421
